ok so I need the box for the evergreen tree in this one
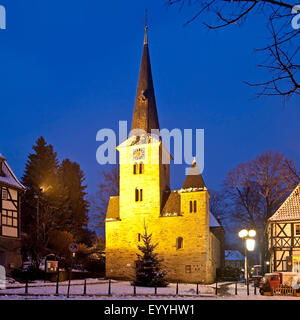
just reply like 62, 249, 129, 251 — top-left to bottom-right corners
21, 137, 91, 268
58, 159, 89, 241
133, 224, 168, 287
21, 137, 66, 268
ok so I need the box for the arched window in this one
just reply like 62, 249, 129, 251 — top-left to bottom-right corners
194, 200, 197, 213
139, 162, 144, 174
140, 189, 143, 201
176, 237, 183, 250
189, 201, 193, 213
135, 188, 139, 202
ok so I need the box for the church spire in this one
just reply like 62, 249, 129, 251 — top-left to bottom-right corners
131, 23, 159, 136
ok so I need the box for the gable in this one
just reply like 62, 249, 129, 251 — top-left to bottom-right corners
0, 154, 25, 190
269, 183, 300, 222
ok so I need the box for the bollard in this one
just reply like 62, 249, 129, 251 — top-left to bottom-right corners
247, 280, 249, 296
235, 281, 237, 295
83, 279, 87, 295
215, 281, 218, 295
176, 282, 179, 295
67, 268, 71, 298
108, 279, 111, 296
133, 285, 136, 296
154, 286, 157, 295
196, 283, 199, 295
25, 277, 28, 295
55, 269, 59, 295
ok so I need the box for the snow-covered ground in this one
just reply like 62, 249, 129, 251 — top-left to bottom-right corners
0, 279, 299, 300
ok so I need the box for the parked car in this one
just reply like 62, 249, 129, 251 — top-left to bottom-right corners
259, 272, 300, 295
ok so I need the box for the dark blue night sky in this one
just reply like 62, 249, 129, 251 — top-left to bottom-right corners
1, 1, 299, 203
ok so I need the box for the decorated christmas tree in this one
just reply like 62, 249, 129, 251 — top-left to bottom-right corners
133, 224, 168, 287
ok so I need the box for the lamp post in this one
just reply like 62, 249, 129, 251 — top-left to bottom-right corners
238, 229, 256, 295
34, 187, 43, 242
266, 260, 270, 273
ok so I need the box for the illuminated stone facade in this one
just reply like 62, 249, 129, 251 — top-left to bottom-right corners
105, 28, 224, 284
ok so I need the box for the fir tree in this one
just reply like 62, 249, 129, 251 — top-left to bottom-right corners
58, 159, 89, 241
21, 137, 91, 268
133, 224, 168, 287
21, 137, 66, 268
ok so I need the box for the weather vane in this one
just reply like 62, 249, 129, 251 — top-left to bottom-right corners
143, 9, 151, 44
145, 9, 148, 30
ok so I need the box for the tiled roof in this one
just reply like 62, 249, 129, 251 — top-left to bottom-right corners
0, 154, 25, 190
225, 250, 244, 261
182, 159, 206, 190
269, 183, 300, 222
161, 191, 181, 216
105, 196, 120, 220
209, 212, 221, 227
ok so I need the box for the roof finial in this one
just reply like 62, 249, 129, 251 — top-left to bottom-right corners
144, 9, 148, 45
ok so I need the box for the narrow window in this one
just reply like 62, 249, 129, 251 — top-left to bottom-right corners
133, 163, 137, 175
2, 188, 7, 200
176, 237, 183, 250
185, 265, 191, 273
296, 225, 300, 236
189, 201, 193, 213
140, 189, 143, 201
194, 200, 197, 213
135, 188, 139, 202
139, 162, 144, 174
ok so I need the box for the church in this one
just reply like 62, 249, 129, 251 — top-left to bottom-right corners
105, 27, 224, 284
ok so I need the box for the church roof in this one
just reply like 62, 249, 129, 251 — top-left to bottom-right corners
269, 183, 300, 222
105, 196, 120, 220
0, 154, 26, 190
209, 212, 221, 227
130, 27, 159, 135
181, 159, 206, 191
161, 191, 181, 216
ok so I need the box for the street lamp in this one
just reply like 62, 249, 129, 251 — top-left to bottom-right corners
239, 228, 256, 295
34, 188, 43, 241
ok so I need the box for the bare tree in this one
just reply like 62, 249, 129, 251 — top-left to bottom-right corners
89, 166, 119, 231
224, 150, 298, 271
285, 157, 300, 181
168, 0, 300, 99
209, 189, 224, 219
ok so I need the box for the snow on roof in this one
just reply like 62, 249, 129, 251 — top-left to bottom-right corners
225, 250, 245, 261
209, 212, 221, 227
269, 183, 300, 222
0, 154, 25, 190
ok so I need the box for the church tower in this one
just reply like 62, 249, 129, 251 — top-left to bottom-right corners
105, 26, 224, 283
117, 26, 170, 221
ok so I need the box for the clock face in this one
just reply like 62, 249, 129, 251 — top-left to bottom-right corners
133, 148, 145, 160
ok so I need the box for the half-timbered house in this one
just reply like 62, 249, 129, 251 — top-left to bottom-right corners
268, 183, 300, 272
0, 153, 25, 274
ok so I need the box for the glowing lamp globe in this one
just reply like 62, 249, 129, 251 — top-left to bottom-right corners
246, 238, 255, 251
249, 230, 256, 237
238, 229, 248, 238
